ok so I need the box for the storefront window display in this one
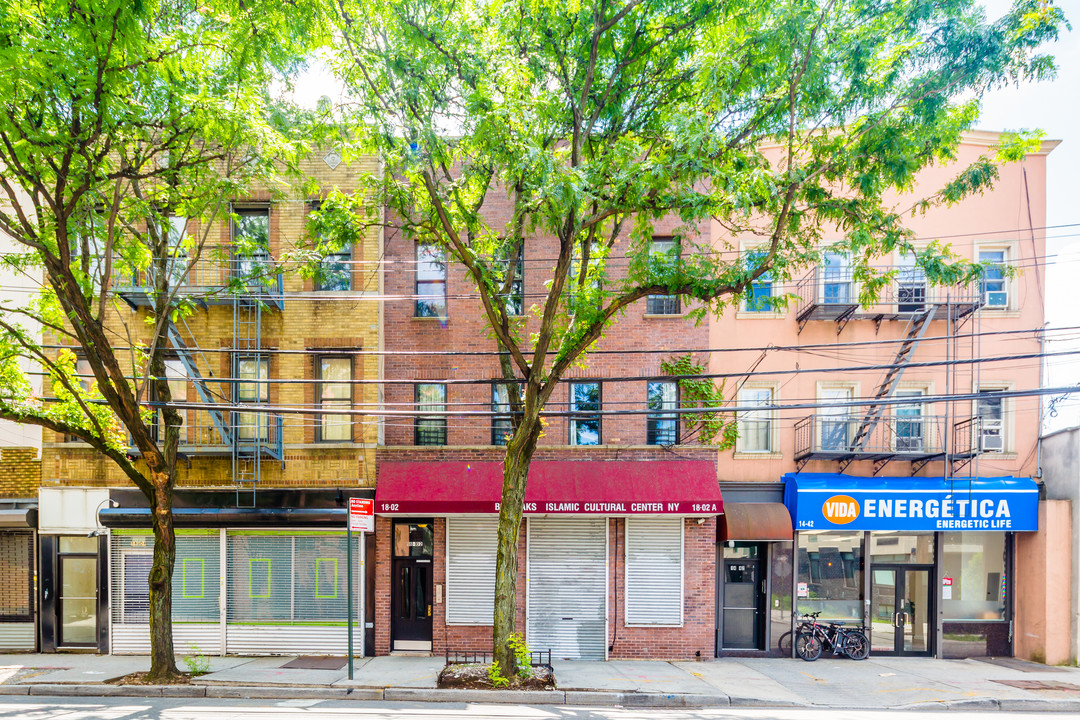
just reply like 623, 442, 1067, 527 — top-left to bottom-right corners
796, 531, 863, 621
941, 531, 1009, 658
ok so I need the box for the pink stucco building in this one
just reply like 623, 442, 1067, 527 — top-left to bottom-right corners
711, 131, 1063, 660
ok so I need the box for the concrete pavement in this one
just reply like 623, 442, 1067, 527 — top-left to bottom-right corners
3, 652, 1080, 710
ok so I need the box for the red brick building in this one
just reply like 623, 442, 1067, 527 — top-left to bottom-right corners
374, 214, 726, 660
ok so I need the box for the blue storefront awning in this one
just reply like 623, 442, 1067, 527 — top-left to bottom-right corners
783, 473, 1039, 532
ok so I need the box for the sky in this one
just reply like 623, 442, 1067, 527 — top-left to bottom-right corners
975, 0, 1080, 430
290, 0, 1080, 431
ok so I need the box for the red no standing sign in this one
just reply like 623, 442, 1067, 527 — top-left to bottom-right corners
349, 498, 374, 532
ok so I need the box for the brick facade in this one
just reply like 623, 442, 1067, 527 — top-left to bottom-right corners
42, 153, 383, 492
0, 447, 40, 499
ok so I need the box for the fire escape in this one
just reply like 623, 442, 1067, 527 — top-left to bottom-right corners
793, 260, 985, 475
117, 244, 285, 504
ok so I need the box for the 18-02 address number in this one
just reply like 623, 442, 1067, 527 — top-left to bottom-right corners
381, 503, 399, 512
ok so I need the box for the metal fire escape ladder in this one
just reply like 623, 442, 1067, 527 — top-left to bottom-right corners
164, 323, 233, 448
232, 289, 264, 506
839, 306, 937, 472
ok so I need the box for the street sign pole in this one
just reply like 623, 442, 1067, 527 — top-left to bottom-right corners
345, 497, 373, 680
347, 521, 354, 679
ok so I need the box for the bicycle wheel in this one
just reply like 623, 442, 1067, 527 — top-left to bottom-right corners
778, 630, 793, 655
795, 632, 822, 661
843, 630, 870, 660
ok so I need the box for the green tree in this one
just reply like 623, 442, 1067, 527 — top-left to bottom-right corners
327, 0, 1062, 671
0, 0, 319, 680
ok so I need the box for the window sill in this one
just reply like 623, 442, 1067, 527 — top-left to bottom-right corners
412, 315, 448, 322
643, 313, 687, 319
735, 311, 786, 320
734, 451, 783, 459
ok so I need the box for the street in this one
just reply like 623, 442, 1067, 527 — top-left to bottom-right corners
0, 697, 1064, 720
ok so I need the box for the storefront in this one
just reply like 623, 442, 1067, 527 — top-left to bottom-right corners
0, 503, 38, 652
783, 473, 1039, 658
99, 488, 374, 656
374, 460, 723, 660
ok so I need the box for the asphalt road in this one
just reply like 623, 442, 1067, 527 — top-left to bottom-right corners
0, 697, 1064, 720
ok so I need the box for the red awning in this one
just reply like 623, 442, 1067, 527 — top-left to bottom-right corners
375, 461, 722, 516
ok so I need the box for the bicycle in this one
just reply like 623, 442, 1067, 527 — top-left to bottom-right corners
793, 612, 869, 661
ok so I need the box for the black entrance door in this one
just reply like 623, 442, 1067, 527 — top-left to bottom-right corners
871, 565, 933, 656
719, 544, 764, 651
390, 520, 434, 650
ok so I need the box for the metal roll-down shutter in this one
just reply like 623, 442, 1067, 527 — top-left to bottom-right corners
527, 518, 607, 660
446, 517, 498, 625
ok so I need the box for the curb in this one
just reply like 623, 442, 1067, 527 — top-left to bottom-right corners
6, 683, 1080, 711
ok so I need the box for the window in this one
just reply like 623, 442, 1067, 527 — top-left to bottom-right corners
65, 355, 94, 442
317, 356, 352, 442
897, 251, 925, 313
569, 381, 601, 445
568, 248, 602, 314
226, 532, 358, 624
446, 518, 498, 625
647, 381, 678, 445
491, 382, 518, 446
821, 251, 852, 304
111, 532, 220, 626
797, 531, 864, 620
232, 208, 271, 281
0, 532, 33, 621
625, 518, 683, 626
310, 202, 351, 292
977, 389, 1005, 452
646, 237, 680, 315
737, 386, 774, 452
894, 389, 925, 451
743, 250, 772, 312
151, 358, 188, 442
819, 386, 853, 451
979, 249, 1008, 308
235, 356, 269, 442
71, 206, 106, 292
415, 383, 446, 445
416, 243, 447, 317
497, 247, 524, 316
941, 531, 1006, 621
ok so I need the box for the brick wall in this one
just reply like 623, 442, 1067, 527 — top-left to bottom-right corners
382, 214, 711, 449
0, 447, 41, 499
608, 516, 716, 660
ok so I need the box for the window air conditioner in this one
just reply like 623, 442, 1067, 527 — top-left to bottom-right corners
984, 291, 1008, 308
980, 434, 1005, 452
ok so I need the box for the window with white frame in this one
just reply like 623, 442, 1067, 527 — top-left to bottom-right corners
894, 389, 926, 451
446, 517, 498, 624
977, 389, 1006, 452
415, 383, 447, 445
979, 249, 1008, 309
647, 381, 679, 445
416, 242, 447, 317
569, 381, 601, 445
819, 386, 854, 451
743, 249, 773, 312
737, 386, 774, 452
821, 251, 852, 304
646, 237, 680, 315
625, 518, 683, 625
317, 356, 352, 442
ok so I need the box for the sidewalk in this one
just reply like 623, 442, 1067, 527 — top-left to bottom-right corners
3, 652, 1080, 710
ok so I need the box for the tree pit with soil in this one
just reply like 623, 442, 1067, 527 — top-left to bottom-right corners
437, 663, 556, 691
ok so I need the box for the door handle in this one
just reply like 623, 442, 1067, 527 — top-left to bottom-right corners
894, 612, 902, 627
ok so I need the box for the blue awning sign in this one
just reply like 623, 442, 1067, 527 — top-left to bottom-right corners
783, 473, 1039, 532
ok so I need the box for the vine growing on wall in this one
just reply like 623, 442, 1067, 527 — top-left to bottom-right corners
661, 354, 738, 449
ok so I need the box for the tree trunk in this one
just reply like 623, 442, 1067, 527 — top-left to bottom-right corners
145, 476, 180, 682
492, 409, 544, 674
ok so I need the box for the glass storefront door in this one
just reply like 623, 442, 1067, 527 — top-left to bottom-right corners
871, 565, 932, 655
58, 536, 99, 647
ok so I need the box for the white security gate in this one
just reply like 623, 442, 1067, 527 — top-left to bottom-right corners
527, 518, 607, 660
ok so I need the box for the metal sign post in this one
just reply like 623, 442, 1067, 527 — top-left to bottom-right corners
347, 498, 374, 680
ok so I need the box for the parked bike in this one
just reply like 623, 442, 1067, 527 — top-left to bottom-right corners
794, 612, 869, 661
